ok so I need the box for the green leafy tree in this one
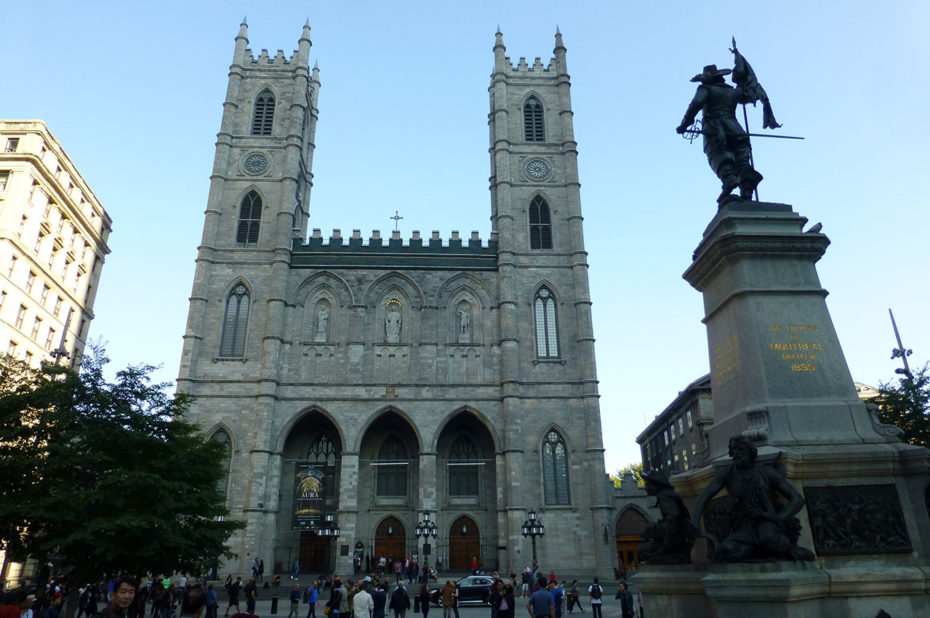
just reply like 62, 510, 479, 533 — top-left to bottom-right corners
610, 462, 645, 488
876, 363, 930, 448
0, 347, 243, 585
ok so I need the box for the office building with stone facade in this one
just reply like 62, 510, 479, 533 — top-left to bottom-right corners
638, 374, 713, 475
0, 120, 110, 369
178, 22, 619, 578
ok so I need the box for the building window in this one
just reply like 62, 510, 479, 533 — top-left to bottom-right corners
46, 328, 55, 351
534, 287, 559, 358
542, 430, 570, 505
236, 190, 262, 246
53, 296, 62, 316
448, 435, 480, 497
687, 409, 693, 428
34, 233, 44, 254
523, 96, 544, 142
0, 171, 9, 191
7, 340, 17, 355
307, 433, 339, 500
529, 196, 553, 249
31, 317, 41, 339
210, 430, 232, 500
18, 216, 27, 238
15, 305, 26, 330
4, 138, 19, 153
670, 423, 676, 442
39, 284, 49, 305
24, 351, 33, 365
678, 418, 684, 434
26, 271, 36, 292
251, 90, 275, 136
8, 255, 17, 278
219, 284, 249, 357
376, 436, 407, 497
0, 290, 5, 312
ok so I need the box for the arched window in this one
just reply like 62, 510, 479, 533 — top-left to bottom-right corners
523, 96, 544, 142
529, 196, 552, 249
448, 435, 479, 497
308, 433, 339, 500
376, 436, 407, 497
534, 287, 559, 358
251, 89, 275, 136
219, 283, 249, 357
236, 191, 262, 246
542, 429, 570, 505
210, 430, 232, 501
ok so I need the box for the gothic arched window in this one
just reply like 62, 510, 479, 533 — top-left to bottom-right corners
236, 191, 262, 246
542, 429, 570, 505
534, 287, 559, 358
376, 436, 407, 497
448, 435, 479, 497
251, 89, 275, 136
529, 196, 552, 249
219, 284, 249, 357
523, 96, 545, 142
210, 429, 232, 501
308, 433, 339, 500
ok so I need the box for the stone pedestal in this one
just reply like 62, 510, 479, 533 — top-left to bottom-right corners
636, 200, 930, 616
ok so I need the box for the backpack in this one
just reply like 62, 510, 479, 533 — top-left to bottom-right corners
590, 586, 602, 600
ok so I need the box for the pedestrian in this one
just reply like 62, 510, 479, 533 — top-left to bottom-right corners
416, 585, 429, 618
292, 559, 301, 581
179, 588, 206, 618
223, 577, 241, 617
389, 583, 409, 618
353, 583, 373, 618
586, 579, 602, 618
306, 581, 319, 618
439, 582, 454, 618
252, 559, 260, 580
372, 582, 386, 618
327, 577, 346, 618
205, 585, 217, 618
636, 590, 643, 618
616, 584, 633, 618
520, 569, 530, 599
289, 584, 303, 618
550, 582, 563, 618
526, 577, 553, 618
244, 579, 258, 615
258, 561, 265, 583
101, 576, 137, 618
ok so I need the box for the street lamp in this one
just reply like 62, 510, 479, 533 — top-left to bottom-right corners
521, 510, 545, 566
415, 511, 439, 573
318, 513, 340, 573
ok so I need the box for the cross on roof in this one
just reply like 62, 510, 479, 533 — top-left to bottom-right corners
391, 210, 403, 231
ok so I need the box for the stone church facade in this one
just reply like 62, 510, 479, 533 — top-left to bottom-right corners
178, 22, 616, 578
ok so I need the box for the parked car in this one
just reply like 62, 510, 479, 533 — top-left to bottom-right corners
429, 576, 495, 607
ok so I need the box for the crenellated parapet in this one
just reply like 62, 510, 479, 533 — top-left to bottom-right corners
291, 229, 497, 270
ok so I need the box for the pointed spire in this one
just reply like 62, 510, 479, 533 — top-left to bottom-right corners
242, 15, 248, 26
493, 28, 508, 71
496, 24, 502, 35
554, 26, 566, 55
305, 17, 310, 28
313, 60, 319, 70
556, 25, 560, 35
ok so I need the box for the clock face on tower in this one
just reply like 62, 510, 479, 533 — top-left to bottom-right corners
244, 153, 268, 174
525, 158, 551, 180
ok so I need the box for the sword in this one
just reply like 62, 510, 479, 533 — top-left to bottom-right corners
682, 127, 804, 143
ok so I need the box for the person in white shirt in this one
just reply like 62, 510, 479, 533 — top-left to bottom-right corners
353, 582, 374, 618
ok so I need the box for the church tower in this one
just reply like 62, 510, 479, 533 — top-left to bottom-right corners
179, 24, 615, 579
488, 29, 613, 574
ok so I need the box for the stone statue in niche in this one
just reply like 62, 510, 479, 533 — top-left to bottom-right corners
313, 303, 329, 343
385, 307, 402, 343
457, 303, 471, 343
690, 435, 815, 562
638, 470, 694, 564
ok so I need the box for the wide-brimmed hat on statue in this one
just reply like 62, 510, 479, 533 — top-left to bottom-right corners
643, 469, 672, 487
691, 64, 731, 83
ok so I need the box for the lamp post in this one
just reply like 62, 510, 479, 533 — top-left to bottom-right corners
521, 510, 545, 566
318, 513, 341, 573
415, 511, 439, 573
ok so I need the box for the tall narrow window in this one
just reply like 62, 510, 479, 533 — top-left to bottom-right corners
219, 284, 249, 357
529, 196, 552, 249
523, 97, 544, 141
0, 171, 9, 191
308, 434, 339, 500
376, 436, 407, 497
251, 90, 275, 136
4, 138, 19, 153
236, 191, 262, 246
210, 430, 232, 500
542, 430, 570, 505
534, 287, 559, 358
448, 435, 480, 497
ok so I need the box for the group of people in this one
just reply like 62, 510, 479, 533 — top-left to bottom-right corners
351, 557, 433, 585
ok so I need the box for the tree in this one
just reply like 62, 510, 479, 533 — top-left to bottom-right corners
610, 462, 645, 488
876, 363, 930, 448
0, 347, 243, 586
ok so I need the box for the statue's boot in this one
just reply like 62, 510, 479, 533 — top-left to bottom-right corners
717, 174, 740, 203
739, 168, 763, 200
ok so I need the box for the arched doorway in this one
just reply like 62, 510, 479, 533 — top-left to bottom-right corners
615, 509, 647, 571
449, 516, 480, 572
374, 516, 407, 564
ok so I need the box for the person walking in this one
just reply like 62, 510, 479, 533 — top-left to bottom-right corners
389, 583, 409, 618
288, 584, 303, 618
101, 577, 138, 618
416, 585, 429, 618
550, 582, 563, 618
586, 580, 602, 618
566, 581, 581, 614
305, 581, 319, 618
292, 560, 301, 581
353, 583, 373, 618
616, 584, 633, 618
244, 578, 258, 615
526, 577, 553, 618
179, 588, 206, 618
327, 577, 347, 618
439, 582, 454, 618
205, 585, 217, 618
372, 582, 387, 618
223, 577, 241, 617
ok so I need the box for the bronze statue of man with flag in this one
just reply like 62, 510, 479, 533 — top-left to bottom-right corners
676, 39, 781, 205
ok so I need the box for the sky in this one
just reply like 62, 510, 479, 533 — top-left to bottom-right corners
2, 1, 928, 475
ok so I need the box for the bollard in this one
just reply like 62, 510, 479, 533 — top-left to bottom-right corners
271, 595, 279, 614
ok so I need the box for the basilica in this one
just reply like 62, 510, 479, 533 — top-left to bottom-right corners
177, 21, 622, 577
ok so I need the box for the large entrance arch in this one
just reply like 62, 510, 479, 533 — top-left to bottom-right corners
615, 508, 647, 571
374, 516, 407, 563
448, 516, 480, 571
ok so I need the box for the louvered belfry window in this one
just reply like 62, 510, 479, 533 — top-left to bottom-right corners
251, 90, 275, 136
219, 284, 250, 357
449, 435, 480, 497
534, 287, 559, 358
376, 436, 408, 497
236, 191, 262, 246
529, 195, 552, 249
523, 96, 544, 141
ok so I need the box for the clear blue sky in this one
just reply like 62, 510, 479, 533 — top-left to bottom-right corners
3, 1, 928, 473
